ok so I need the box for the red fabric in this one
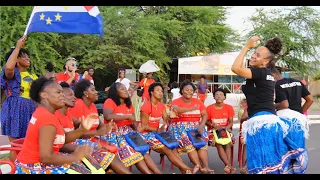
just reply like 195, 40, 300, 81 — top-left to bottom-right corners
68, 98, 100, 131
140, 101, 165, 132
56, 72, 79, 84
103, 98, 135, 127
206, 104, 234, 130
198, 93, 206, 102
17, 107, 65, 164
171, 97, 205, 122
139, 78, 156, 101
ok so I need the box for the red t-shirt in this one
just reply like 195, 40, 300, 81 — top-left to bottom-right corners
139, 78, 156, 101
103, 98, 135, 127
68, 98, 100, 131
17, 107, 65, 164
171, 97, 206, 122
140, 101, 165, 132
206, 104, 234, 130
56, 72, 80, 84
55, 110, 75, 133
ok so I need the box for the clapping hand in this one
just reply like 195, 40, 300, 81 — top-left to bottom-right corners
105, 119, 116, 134
79, 113, 97, 131
73, 144, 93, 160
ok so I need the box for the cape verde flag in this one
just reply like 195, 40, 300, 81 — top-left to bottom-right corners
24, 6, 104, 37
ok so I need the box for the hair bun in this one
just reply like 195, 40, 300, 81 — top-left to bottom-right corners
265, 37, 282, 55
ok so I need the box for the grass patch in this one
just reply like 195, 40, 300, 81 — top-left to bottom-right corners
0, 153, 9, 160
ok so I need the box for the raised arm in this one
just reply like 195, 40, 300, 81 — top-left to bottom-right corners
231, 36, 262, 79
5, 36, 27, 80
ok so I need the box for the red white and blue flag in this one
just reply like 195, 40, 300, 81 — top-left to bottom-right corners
24, 6, 104, 37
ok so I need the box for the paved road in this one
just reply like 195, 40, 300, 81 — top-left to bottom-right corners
129, 124, 320, 174
1, 124, 320, 174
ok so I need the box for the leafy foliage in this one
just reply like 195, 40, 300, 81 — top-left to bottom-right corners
246, 6, 320, 77
1, 6, 237, 89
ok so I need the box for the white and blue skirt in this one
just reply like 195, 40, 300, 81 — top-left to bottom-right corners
242, 111, 307, 174
277, 109, 309, 174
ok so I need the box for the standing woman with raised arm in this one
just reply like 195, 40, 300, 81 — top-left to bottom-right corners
231, 36, 304, 174
1, 36, 38, 162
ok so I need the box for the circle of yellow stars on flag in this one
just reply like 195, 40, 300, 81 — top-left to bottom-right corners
38, 6, 66, 25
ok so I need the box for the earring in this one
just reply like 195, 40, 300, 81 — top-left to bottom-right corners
86, 95, 89, 98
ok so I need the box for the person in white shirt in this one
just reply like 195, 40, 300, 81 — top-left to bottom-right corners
105, 69, 135, 93
170, 81, 181, 102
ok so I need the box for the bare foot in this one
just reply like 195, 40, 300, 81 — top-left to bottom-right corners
231, 167, 236, 174
224, 166, 231, 174
200, 168, 207, 174
192, 165, 200, 174
185, 170, 192, 174
206, 168, 214, 174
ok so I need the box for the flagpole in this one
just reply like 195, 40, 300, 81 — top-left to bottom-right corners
24, 6, 37, 35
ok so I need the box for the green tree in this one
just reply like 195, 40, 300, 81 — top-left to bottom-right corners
0, 6, 65, 76
1, 6, 238, 90
246, 6, 320, 76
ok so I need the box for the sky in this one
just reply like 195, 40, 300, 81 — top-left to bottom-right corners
225, 6, 320, 37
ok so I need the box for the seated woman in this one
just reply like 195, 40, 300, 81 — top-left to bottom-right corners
14, 77, 93, 174
206, 88, 236, 174
239, 99, 248, 174
56, 82, 131, 174
138, 82, 199, 174
169, 80, 214, 174
102, 82, 152, 174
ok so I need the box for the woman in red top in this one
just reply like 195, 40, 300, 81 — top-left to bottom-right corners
169, 80, 214, 174
206, 88, 235, 174
103, 82, 152, 174
137, 72, 156, 101
56, 82, 131, 174
138, 82, 199, 174
15, 77, 93, 174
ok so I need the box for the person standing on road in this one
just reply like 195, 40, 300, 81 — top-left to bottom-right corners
231, 36, 305, 174
271, 67, 313, 173
196, 75, 209, 103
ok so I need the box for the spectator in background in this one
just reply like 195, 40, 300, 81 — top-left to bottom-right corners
136, 72, 156, 101
82, 67, 95, 85
1, 36, 38, 162
170, 81, 181, 102
196, 75, 209, 103
56, 57, 80, 90
44, 62, 56, 81
105, 69, 136, 97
